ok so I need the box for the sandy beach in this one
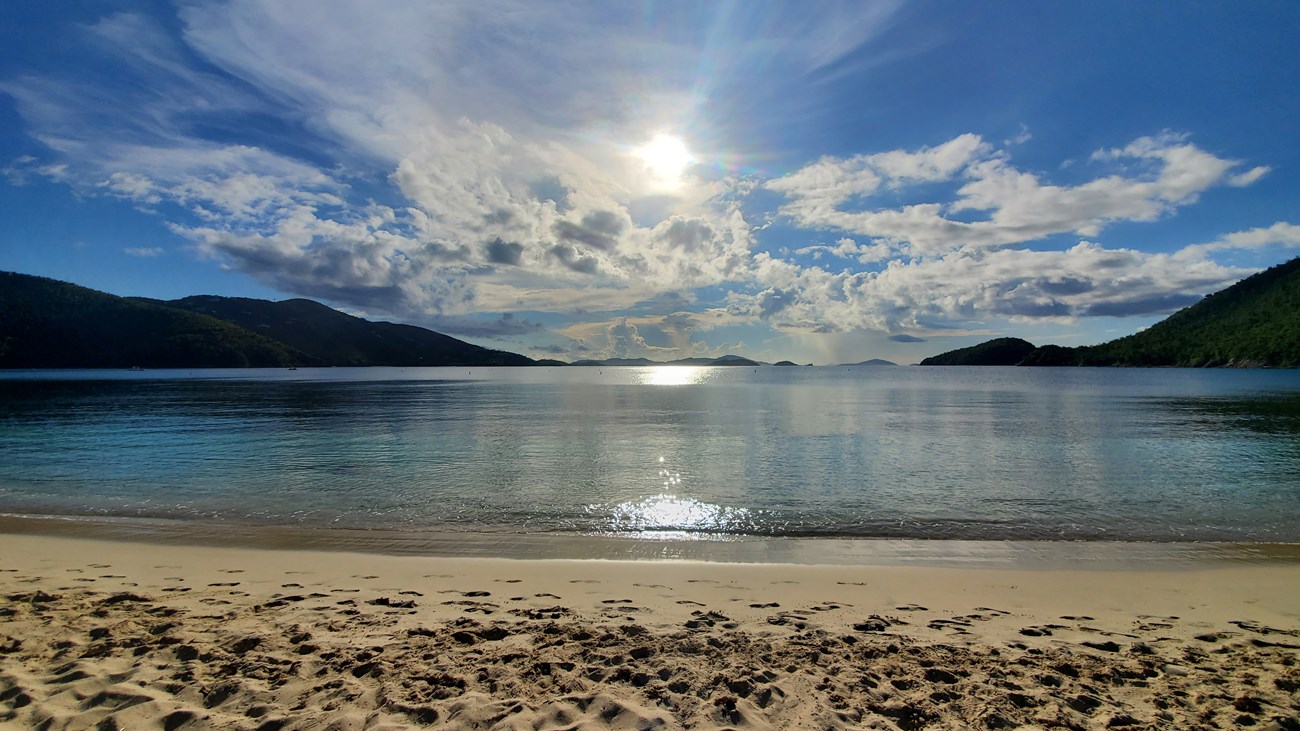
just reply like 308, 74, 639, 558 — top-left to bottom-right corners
2, 532, 1298, 730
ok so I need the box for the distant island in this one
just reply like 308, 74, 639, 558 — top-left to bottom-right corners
571, 354, 764, 367
837, 359, 898, 367
920, 257, 1300, 368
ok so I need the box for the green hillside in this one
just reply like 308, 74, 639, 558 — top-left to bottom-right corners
0, 272, 307, 368
1072, 257, 1300, 367
0, 271, 537, 368
921, 257, 1300, 368
153, 295, 534, 367
919, 337, 1037, 366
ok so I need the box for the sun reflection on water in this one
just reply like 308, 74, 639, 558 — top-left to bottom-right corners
598, 494, 756, 537
639, 366, 706, 386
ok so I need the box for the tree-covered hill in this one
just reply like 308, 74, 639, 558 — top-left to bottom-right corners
919, 337, 1037, 366
151, 295, 533, 367
0, 272, 537, 368
1070, 257, 1300, 367
0, 272, 307, 368
921, 257, 1300, 368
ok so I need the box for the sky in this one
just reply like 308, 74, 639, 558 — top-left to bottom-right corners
2, 1, 1298, 365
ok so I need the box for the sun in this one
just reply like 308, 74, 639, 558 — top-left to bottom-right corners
634, 133, 694, 185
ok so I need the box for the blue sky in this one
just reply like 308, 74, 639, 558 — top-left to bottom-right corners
2, 1, 1298, 364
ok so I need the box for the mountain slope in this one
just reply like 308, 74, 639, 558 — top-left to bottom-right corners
0, 271, 537, 368
153, 295, 533, 367
921, 257, 1300, 367
0, 272, 307, 368
1070, 257, 1300, 367
919, 338, 1037, 366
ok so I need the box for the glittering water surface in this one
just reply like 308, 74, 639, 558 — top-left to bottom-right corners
1, 366, 1298, 541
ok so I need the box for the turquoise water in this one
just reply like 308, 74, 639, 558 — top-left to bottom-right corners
1, 366, 1298, 542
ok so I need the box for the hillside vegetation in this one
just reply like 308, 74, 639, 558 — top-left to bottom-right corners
921, 257, 1300, 368
0, 272, 306, 368
0, 272, 535, 368
152, 295, 532, 367
919, 338, 1037, 366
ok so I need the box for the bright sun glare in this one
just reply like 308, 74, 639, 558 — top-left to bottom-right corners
635, 133, 694, 184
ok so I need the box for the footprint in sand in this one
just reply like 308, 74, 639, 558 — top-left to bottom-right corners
633, 583, 668, 589
495, 579, 522, 583
836, 581, 867, 586
207, 582, 240, 587
442, 600, 496, 615
601, 599, 633, 604
749, 602, 780, 608
676, 600, 706, 607
929, 618, 973, 632
462, 591, 491, 597
569, 579, 600, 584
535, 592, 561, 599
1230, 619, 1297, 636
896, 604, 928, 612
220, 569, 244, 574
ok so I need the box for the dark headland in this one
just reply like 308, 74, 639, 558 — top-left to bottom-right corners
921, 256, 1300, 368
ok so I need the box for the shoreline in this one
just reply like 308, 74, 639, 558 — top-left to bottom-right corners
4, 513, 1300, 569
3, 532, 1299, 729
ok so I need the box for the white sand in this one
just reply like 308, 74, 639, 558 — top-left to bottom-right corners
2, 533, 1298, 730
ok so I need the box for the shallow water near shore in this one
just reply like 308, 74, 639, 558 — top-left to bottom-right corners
2, 365, 1299, 544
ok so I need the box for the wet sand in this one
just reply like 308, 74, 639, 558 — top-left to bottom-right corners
1, 532, 1298, 730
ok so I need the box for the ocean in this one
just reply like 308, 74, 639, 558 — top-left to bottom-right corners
2, 366, 1299, 546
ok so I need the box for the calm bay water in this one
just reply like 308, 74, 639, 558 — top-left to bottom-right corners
1, 366, 1299, 543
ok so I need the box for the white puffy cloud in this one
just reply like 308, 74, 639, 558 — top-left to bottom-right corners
765, 134, 990, 235
796, 237, 892, 264
1228, 166, 1271, 187
736, 243, 1253, 334
767, 132, 1268, 254
1177, 221, 1300, 257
